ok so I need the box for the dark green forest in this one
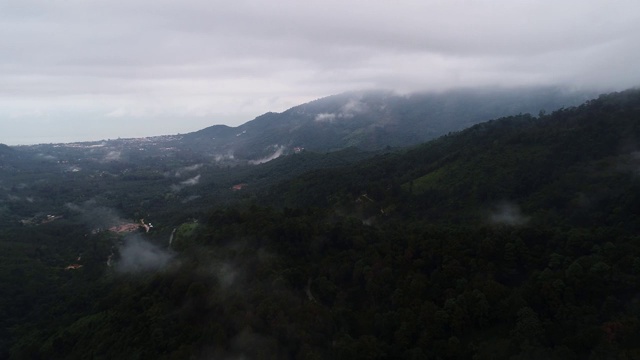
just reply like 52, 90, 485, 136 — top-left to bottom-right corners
3, 89, 640, 359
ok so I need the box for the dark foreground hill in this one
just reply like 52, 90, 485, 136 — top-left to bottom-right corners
4, 89, 640, 359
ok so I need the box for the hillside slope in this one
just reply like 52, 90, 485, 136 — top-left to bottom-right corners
180, 87, 595, 159
5, 89, 640, 359
268, 88, 640, 223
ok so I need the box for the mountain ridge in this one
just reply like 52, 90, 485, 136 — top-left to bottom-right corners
178, 86, 598, 159
262, 88, 640, 223
3, 86, 598, 168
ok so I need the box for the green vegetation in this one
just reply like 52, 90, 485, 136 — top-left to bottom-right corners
2, 89, 640, 358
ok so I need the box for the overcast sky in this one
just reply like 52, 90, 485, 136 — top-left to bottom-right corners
1, 0, 639, 145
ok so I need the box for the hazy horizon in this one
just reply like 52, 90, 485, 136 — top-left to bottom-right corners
2, 0, 639, 145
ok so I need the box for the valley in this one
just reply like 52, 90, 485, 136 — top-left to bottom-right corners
1, 88, 640, 358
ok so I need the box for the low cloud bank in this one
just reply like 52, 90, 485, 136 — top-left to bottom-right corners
213, 152, 235, 162
249, 146, 285, 165
314, 99, 369, 122
116, 236, 174, 273
104, 151, 122, 162
174, 163, 203, 177
489, 202, 529, 226
171, 174, 201, 192
65, 200, 123, 229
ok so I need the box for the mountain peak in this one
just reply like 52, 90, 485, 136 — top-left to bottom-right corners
177, 86, 599, 161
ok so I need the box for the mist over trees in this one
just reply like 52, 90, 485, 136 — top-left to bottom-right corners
2, 89, 640, 358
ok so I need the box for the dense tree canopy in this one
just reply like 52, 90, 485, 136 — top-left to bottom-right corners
2, 89, 640, 358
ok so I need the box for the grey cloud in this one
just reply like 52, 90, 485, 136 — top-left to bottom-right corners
171, 174, 201, 192
489, 202, 530, 226
4, 1, 639, 73
314, 99, 366, 122
65, 200, 124, 229
314, 113, 336, 122
35, 153, 56, 161
181, 174, 201, 186
248, 145, 285, 165
213, 152, 235, 162
115, 235, 174, 273
1, 0, 640, 144
104, 151, 121, 162
174, 164, 203, 177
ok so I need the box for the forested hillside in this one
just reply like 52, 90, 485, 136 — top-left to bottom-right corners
3, 89, 640, 359
182, 87, 594, 159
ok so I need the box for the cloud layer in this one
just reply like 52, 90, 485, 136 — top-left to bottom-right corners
116, 235, 174, 273
2, 0, 640, 144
